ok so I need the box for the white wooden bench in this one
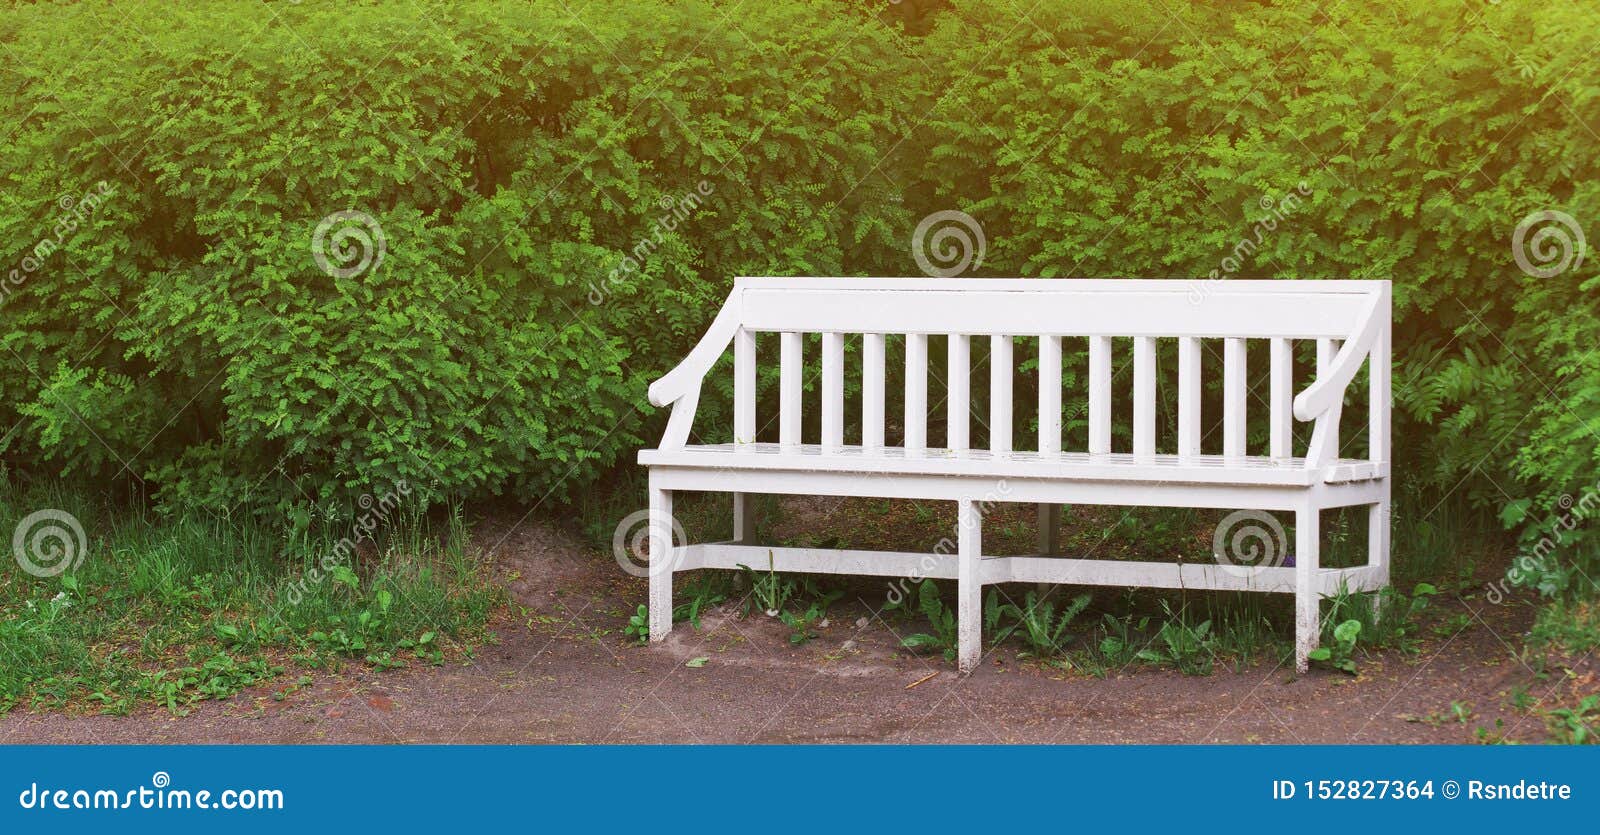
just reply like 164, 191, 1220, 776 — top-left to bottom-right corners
639, 278, 1391, 673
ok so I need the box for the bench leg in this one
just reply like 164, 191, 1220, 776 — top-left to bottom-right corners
1294, 504, 1320, 673
1035, 504, 1060, 598
1037, 504, 1060, 555
958, 499, 983, 674
648, 483, 673, 643
1368, 488, 1391, 622
732, 493, 756, 543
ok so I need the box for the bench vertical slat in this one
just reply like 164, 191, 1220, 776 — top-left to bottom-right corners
1316, 337, 1340, 459
990, 335, 1013, 452
1039, 335, 1062, 453
1089, 335, 1111, 455
821, 332, 844, 449
780, 331, 802, 446
1269, 337, 1292, 458
862, 333, 886, 449
1316, 338, 1337, 375
905, 333, 928, 451
948, 334, 971, 451
1223, 337, 1247, 458
1134, 336, 1156, 456
1177, 336, 1201, 457
734, 328, 756, 445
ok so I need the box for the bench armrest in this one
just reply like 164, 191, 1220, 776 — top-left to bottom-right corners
647, 289, 742, 407
1292, 289, 1385, 422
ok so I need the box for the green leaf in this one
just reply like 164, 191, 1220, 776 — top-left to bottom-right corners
330, 565, 359, 590
684, 656, 709, 668
1499, 498, 1532, 527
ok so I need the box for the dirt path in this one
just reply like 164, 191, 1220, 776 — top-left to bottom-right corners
0, 518, 1575, 745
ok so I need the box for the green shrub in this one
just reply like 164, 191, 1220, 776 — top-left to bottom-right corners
0, 0, 915, 517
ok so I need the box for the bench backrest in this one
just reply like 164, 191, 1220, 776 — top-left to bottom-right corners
649, 278, 1391, 471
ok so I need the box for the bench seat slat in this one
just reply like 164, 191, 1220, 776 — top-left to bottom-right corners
639, 443, 1383, 486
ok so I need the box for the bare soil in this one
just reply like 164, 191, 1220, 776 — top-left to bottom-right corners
2, 510, 1589, 745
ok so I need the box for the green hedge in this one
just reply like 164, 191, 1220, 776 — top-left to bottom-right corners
1, 1, 1597, 593
0, 0, 915, 516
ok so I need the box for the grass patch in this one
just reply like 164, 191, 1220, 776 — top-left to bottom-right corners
0, 481, 504, 716
1528, 598, 1600, 654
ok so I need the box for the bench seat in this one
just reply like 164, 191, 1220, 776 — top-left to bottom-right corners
639, 442, 1386, 486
